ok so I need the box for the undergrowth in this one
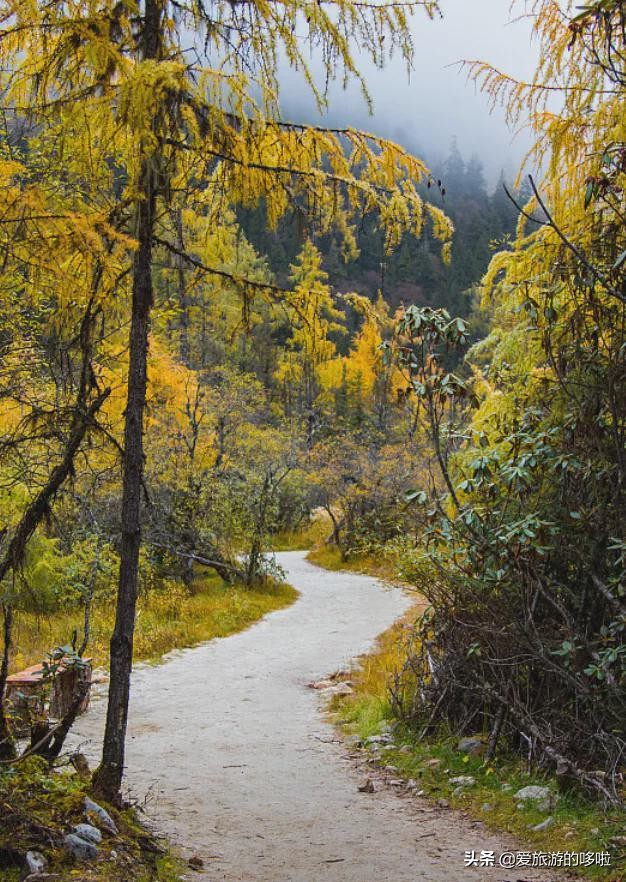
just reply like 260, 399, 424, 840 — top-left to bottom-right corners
10, 572, 298, 672
307, 544, 398, 581
308, 543, 626, 882
0, 757, 184, 882
270, 518, 328, 551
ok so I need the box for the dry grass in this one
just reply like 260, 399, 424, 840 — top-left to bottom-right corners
9, 573, 298, 673
271, 518, 329, 551
307, 544, 399, 582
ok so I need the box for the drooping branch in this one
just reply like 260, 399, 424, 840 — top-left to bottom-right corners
0, 301, 110, 756
502, 183, 548, 227
0, 386, 111, 586
528, 175, 626, 304
154, 235, 292, 297
149, 541, 245, 584
153, 236, 313, 327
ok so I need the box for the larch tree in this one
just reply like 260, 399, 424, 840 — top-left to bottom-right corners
0, 0, 453, 800
0, 105, 127, 758
276, 239, 345, 446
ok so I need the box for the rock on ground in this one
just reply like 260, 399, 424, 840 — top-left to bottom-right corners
73, 823, 102, 844
84, 797, 118, 834
64, 834, 98, 862
23, 850, 46, 876
515, 785, 554, 812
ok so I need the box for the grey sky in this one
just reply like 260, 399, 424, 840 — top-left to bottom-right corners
278, 0, 538, 188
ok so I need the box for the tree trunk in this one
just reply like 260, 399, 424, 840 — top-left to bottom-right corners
34, 668, 92, 763
246, 471, 271, 585
0, 604, 16, 761
174, 208, 190, 366
148, 542, 244, 585
92, 0, 162, 804
92, 183, 155, 800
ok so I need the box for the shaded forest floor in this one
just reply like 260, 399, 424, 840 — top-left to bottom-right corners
309, 545, 626, 881
0, 756, 184, 882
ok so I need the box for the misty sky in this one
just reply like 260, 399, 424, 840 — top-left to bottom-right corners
278, 0, 538, 188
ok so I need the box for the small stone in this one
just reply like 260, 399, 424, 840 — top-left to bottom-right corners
564, 832, 575, 840
514, 785, 551, 801
308, 678, 334, 690
437, 798, 450, 808
358, 779, 375, 793
64, 834, 98, 862
22, 851, 46, 878
327, 681, 353, 696
457, 737, 485, 757
398, 745, 412, 755
423, 758, 441, 769
481, 803, 493, 812
344, 735, 362, 748
84, 797, 118, 834
365, 734, 393, 745
531, 816, 554, 832
73, 824, 102, 844
514, 785, 553, 812
188, 856, 204, 870
449, 776, 476, 787
452, 785, 465, 797
501, 783, 512, 792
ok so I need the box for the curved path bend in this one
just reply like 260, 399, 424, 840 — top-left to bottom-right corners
73, 551, 570, 882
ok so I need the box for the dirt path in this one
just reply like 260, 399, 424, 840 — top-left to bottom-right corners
72, 551, 569, 882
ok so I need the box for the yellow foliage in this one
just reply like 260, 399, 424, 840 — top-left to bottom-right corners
469, 0, 626, 441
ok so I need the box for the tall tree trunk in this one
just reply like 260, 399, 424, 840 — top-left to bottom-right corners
246, 471, 271, 585
93, 1, 162, 802
0, 604, 16, 761
92, 179, 155, 800
174, 207, 190, 366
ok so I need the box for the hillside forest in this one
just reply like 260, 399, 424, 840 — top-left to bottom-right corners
0, 0, 624, 864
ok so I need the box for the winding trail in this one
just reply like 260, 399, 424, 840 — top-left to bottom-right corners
72, 551, 570, 882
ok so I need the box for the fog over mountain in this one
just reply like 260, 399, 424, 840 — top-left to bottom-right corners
278, 0, 538, 189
